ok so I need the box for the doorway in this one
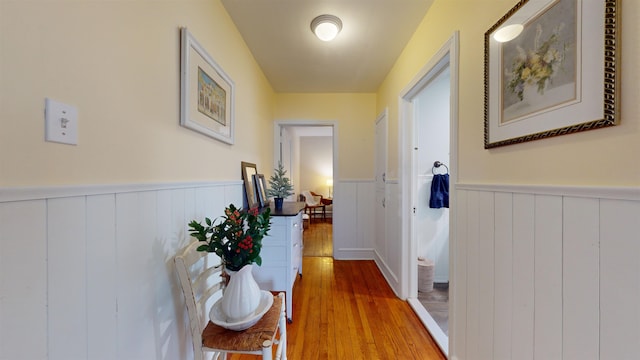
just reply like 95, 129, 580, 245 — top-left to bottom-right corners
400, 32, 459, 357
274, 121, 337, 257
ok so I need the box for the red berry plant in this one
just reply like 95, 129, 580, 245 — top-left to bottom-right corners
188, 204, 271, 271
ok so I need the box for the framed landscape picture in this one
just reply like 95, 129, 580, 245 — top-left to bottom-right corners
180, 27, 235, 144
484, 0, 619, 148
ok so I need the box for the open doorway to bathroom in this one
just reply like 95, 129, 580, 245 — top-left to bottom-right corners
401, 32, 459, 357
414, 64, 451, 337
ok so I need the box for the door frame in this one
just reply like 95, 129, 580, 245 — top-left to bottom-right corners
399, 31, 459, 356
374, 108, 388, 262
273, 120, 338, 255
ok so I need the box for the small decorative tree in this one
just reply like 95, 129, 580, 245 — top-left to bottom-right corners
267, 162, 294, 210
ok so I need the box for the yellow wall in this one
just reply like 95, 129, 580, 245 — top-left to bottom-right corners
378, 0, 639, 186
4, 0, 637, 188
299, 136, 333, 196
0, 0, 275, 187
274, 93, 377, 180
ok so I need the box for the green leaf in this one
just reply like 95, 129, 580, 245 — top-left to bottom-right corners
196, 245, 209, 252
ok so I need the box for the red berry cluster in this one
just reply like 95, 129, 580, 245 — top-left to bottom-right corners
236, 235, 253, 254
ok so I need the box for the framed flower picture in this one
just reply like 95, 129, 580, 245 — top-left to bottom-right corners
484, 0, 619, 148
180, 27, 235, 144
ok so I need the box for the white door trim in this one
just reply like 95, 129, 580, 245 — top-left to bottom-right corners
374, 108, 389, 272
273, 120, 338, 176
273, 119, 338, 257
398, 31, 459, 357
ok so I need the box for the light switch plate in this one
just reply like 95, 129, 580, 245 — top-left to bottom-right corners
45, 98, 78, 145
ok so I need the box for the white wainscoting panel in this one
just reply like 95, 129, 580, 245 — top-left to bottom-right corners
385, 182, 402, 284
450, 188, 467, 360
533, 195, 563, 360
563, 197, 600, 360
116, 192, 158, 358
476, 191, 495, 360
464, 190, 480, 359
334, 181, 357, 256
453, 184, 640, 360
333, 180, 375, 260
86, 195, 117, 360
356, 182, 375, 250
493, 192, 513, 360
0, 200, 48, 360
599, 199, 640, 359
0, 182, 242, 360
512, 194, 534, 360
48, 196, 88, 360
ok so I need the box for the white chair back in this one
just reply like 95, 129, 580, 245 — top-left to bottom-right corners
174, 241, 225, 360
301, 190, 320, 206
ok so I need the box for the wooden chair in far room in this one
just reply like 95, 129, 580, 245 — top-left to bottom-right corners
174, 241, 287, 360
300, 190, 325, 222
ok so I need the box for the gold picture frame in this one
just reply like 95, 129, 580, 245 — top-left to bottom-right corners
484, 0, 619, 148
241, 162, 259, 210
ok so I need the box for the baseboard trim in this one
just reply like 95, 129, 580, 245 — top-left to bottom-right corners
373, 250, 401, 298
333, 248, 375, 260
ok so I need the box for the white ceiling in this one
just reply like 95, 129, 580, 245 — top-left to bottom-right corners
221, 0, 435, 93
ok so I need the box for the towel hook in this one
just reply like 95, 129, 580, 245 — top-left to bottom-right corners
432, 161, 449, 175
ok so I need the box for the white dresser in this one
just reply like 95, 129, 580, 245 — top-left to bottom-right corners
252, 202, 305, 322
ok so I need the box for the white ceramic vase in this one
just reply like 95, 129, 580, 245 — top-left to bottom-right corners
220, 264, 261, 323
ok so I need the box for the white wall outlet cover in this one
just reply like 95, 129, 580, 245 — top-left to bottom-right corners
45, 98, 78, 145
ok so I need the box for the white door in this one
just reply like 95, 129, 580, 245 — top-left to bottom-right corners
375, 110, 388, 259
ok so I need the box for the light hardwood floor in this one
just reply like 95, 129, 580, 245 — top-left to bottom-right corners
302, 221, 333, 257
230, 222, 445, 359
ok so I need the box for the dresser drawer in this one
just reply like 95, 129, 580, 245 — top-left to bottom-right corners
292, 241, 301, 269
264, 224, 286, 245
256, 204, 305, 322
259, 244, 287, 265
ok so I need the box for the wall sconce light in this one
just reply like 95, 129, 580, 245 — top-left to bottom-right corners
326, 178, 333, 198
493, 23, 524, 43
311, 14, 343, 42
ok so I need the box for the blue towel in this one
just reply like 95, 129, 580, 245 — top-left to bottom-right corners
429, 174, 449, 209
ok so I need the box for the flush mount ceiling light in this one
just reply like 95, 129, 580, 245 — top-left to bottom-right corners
311, 14, 343, 42
493, 23, 524, 42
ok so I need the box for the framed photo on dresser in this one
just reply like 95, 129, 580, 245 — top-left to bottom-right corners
254, 174, 269, 207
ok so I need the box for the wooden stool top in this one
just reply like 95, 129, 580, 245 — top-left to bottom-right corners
202, 294, 283, 352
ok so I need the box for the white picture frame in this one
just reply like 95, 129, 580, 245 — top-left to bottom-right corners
180, 27, 235, 144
